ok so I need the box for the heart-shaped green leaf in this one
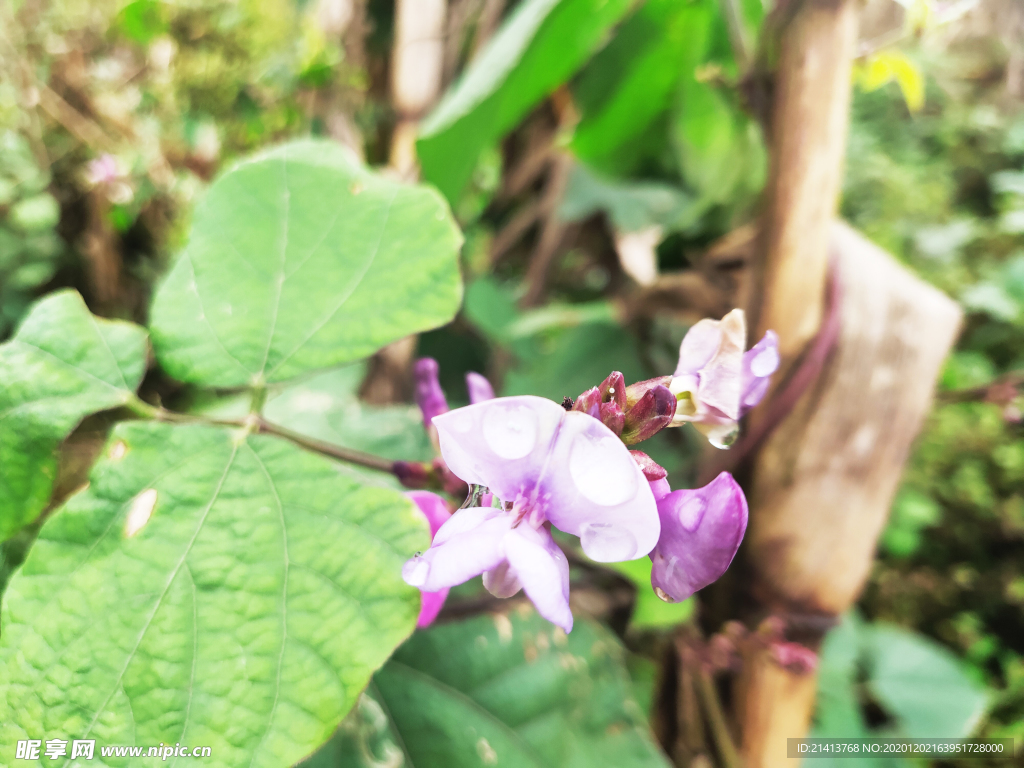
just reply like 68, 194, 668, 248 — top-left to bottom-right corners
303, 607, 672, 767
0, 290, 147, 541
0, 421, 429, 767
150, 140, 463, 388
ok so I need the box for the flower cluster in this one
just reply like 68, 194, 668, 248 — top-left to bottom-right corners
401, 308, 776, 632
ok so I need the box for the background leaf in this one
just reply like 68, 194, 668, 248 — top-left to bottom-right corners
570, 0, 712, 176
0, 290, 147, 541
865, 625, 989, 738
0, 421, 429, 768
150, 139, 463, 388
305, 607, 672, 768
417, 0, 635, 203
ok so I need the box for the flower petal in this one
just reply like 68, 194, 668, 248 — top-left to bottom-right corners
540, 411, 660, 562
741, 330, 780, 413
404, 509, 511, 593
414, 357, 449, 427
466, 371, 496, 403
504, 524, 573, 633
417, 589, 449, 628
406, 490, 451, 538
694, 309, 746, 421
650, 472, 748, 602
482, 560, 522, 598
675, 320, 723, 376
433, 396, 566, 503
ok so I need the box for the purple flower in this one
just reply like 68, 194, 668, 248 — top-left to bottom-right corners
414, 358, 448, 427
669, 309, 779, 448
648, 472, 748, 603
434, 396, 659, 560
466, 371, 496, 403
741, 330, 780, 412
402, 395, 660, 631
407, 491, 452, 627
403, 507, 572, 632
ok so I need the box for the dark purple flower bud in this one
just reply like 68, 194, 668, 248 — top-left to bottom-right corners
621, 385, 677, 444
394, 460, 432, 489
649, 472, 748, 603
572, 387, 602, 417
466, 371, 496, 403
432, 457, 469, 498
599, 401, 625, 436
740, 330, 780, 414
598, 371, 627, 411
414, 357, 448, 427
630, 450, 667, 481
624, 376, 671, 408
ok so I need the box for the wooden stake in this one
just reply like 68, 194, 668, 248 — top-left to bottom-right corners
750, 0, 859, 372
737, 2, 962, 766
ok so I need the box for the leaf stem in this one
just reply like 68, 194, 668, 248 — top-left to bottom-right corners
252, 418, 397, 473
126, 397, 398, 475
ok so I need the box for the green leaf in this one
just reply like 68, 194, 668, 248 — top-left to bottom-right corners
0, 421, 429, 768
606, 557, 694, 629
418, 0, 635, 203
307, 608, 671, 767
150, 139, 463, 388
503, 320, 647, 401
865, 625, 988, 738
0, 290, 147, 541
559, 163, 694, 232
571, 0, 712, 171
674, 77, 766, 210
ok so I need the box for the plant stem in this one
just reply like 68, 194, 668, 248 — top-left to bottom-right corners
252, 418, 397, 473
127, 397, 398, 475
696, 667, 743, 768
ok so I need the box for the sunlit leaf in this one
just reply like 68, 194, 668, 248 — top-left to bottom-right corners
0, 290, 147, 541
150, 140, 463, 388
0, 421, 429, 768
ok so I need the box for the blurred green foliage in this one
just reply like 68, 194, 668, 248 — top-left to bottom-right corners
0, 133, 64, 336
840, 51, 1024, 748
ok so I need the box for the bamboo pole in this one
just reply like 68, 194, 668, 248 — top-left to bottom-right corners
737, 3, 963, 766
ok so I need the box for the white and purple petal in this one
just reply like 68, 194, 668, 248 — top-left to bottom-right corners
403, 508, 511, 593
433, 396, 565, 505
502, 524, 573, 633
539, 410, 659, 561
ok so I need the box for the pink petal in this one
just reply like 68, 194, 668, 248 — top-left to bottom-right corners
417, 589, 449, 627
466, 371, 496, 403
406, 491, 455, 627
503, 525, 573, 633
649, 472, 748, 603
406, 490, 452, 538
